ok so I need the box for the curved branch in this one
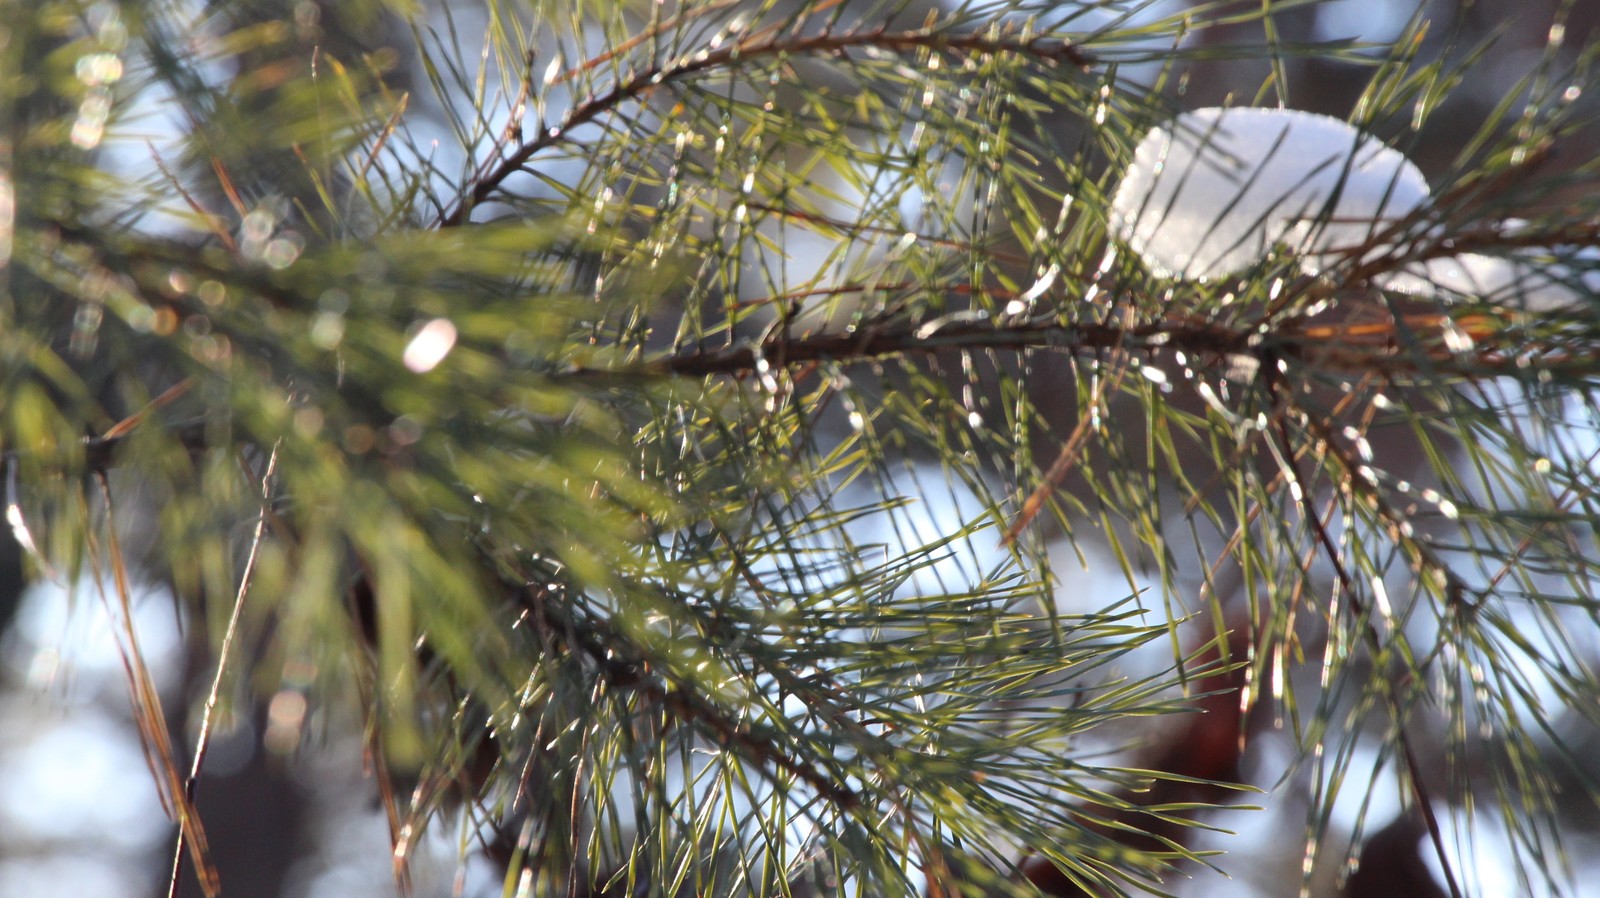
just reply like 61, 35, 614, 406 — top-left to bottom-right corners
434, 27, 1092, 228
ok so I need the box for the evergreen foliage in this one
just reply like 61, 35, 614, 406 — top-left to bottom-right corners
2, 1, 1599, 896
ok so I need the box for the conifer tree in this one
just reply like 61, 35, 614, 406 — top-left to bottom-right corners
3, 1, 1599, 896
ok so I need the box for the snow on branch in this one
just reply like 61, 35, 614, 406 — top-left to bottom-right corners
1109, 106, 1595, 311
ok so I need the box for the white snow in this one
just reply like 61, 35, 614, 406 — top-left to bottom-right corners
1108, 107, 1592, 311
1110, 107, 1430, 281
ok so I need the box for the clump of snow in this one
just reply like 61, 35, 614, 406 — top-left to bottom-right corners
1110, 107, 1429, 281
1391, 222, 1600, 310
1378, 251, 1558, 306
1108, 107, 1590, 311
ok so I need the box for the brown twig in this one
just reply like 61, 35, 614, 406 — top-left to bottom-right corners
1003, 308, 1134, 546
92, 475, 221, 897
648, 317, 1246, 378
638, 310, 1556, 382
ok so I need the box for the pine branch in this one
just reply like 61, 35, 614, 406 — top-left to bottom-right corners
1265, 380, 1464, 898
434, 25, 1092, 228
507, 573, 865, 814
636, 309, 1585, 382
12, 2, 1600, 894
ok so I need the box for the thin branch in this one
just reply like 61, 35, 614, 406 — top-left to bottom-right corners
652, 316, 1246, 377
545, 0, 746, 87
1294, 406, 1472, 609
434, 27, 1091, 228
511, 575, 863, 814
658, 686, 861, 811
1264, 375, 1464, 898
1003, 306, 1134, 546
631, 312, 1572, 381
67, 309, 1598, 487
165, 444, 279, 898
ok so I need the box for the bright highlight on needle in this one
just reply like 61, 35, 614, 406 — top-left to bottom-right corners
403, 318, 457, 373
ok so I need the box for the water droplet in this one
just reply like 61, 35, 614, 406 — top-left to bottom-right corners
1371, 576, 1393, 620
311, 312, 345, 349
0, 176, 14, 269
403, 318, 457, 373
75, 53, 124, 86
1019, 263, 1059, 302
1441, 323, 1474, 353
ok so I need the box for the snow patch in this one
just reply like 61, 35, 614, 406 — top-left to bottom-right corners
1109, 107, 1592, 311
